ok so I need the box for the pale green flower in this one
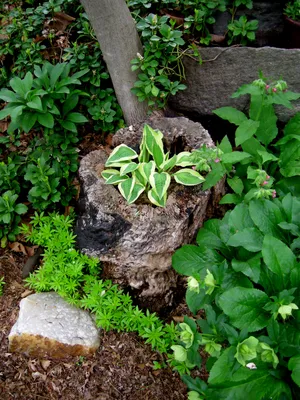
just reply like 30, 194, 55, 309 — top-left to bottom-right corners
171, 345, 187, 362
204, 269, 217, 295
200, 337, 222, 358
258, 342, 279, 369
187, 276, 200, 294
235, 336, 259, 366
179, 322, 194, 348
188, 391, 202, 400
278, 303, 298, 320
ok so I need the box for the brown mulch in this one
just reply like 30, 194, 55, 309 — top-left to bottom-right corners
0, 249, 187, 400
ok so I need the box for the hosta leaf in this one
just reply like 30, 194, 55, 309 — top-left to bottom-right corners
106, 144, 138, 167
175, 152, 194, 167
138, 161, 155, 183
128, 182, 144, 203
120, 162, 138, 176
173, 169, 205, 186
118, 177, 134, 201
160, 154, 177, 171
235, 120, 260, 147
144, 125, 164, 167
147, 188, 166, 207
101, 169, 120, 180
149, 172, 171, 199
105, 173, 129, 185
219, 287, 269, 331
213, 107, 248, 125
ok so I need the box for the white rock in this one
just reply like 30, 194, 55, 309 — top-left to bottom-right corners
9, 292, 100, 358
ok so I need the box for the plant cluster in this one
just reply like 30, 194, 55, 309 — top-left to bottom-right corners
171, 77, 300, 399
129, 0, 258, 107
284, 1, 300, 21
102, 124, 205, 207
22, 212, 178, 355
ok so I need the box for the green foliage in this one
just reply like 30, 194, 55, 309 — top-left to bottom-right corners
172, 193, 300, 398
227, 15, 258, 45
206, 75, 300, 204
22, 212, 178, 355
0, 276, 4, 295
284, 1, 300, 21
102, 124, 205, 207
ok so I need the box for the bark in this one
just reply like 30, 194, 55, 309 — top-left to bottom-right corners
80, 0, 148, 125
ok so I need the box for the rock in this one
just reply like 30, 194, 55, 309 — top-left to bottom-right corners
9, 292, 100, 358
169, 47, 300, 122
75, 117, 224, 310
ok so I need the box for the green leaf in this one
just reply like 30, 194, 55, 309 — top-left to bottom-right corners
232, 256, 261, 283
227, 176, 244, 195
147, 188, 166, 207
249, 199, 284, 238
10, 105, 24, 122
0, 106, 13, 120
14, 203, 28, 215
173, 169, 205, 186
221, 151, 251, 164
66, 112, 88, 124
172, 245, 222, 277
219, 193, 241, 204
27, 97, 43, 112
202, 162, 226, 190
262, 235, 296, 276
219, 287, 269, 331
235, 120, 260, 147
21, 112, 37, 133
37, 112, 54, 128
255, 105, 278, 145
219, 135, 232, 153
288, 355, 300, 387
196, 220, 224, 251
50, 62, 66, 88
101, 169, 120, 180
0, 89, 18, 103
119, 162, 138, 176
63, 94, 79, 116
60, 120, 77, 133
118, 177, 134, 202
144, 125, 164, 167
257, 150, 278, 164
227, 227, 263, 252
22, 72, 33, 93
105, 144, 138, 167
213, 107, 248, 125
149, 172, 171, 200
10, 77, 26, 96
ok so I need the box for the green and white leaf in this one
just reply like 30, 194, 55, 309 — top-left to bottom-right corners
148, 188, 167, 207
150, 172, 171, 200
173, 169, 205, 186
105, 144, 138, 167
120, 162, 138, 176
175, 152, 194, 167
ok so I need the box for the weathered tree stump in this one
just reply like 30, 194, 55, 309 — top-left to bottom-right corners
75, 117, 224, 310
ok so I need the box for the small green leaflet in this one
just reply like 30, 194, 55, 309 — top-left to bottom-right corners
213, 107, 248, 126
105, 144, 138, 167
173, 169, 204, 186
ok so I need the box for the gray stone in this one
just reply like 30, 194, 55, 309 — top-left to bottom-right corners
169, 47, 300, 122
9, 292, 100, 358
75, 117, 224, 309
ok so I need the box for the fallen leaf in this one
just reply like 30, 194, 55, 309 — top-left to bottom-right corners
172, 316, 184, 323
25, 245, 38, 257
32, 371, 47, 381
9, 242, 27, 255
21, 289, 33, 298
41, 359, 51, 371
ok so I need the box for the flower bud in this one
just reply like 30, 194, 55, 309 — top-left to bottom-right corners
187, 276, 200, 294
235, 336, 259, 366
204, 269, 217, 295
179, 323, 194, 348
171, 345, 187, 362
257, 342, 279, 369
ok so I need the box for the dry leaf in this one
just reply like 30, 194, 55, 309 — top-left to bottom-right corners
41, 359, 51, 371
25, 245, 38, 257
9, 242, 27, 255
21, 289, 33, 298
32, 371, 47, 381
172, 316, 184, 323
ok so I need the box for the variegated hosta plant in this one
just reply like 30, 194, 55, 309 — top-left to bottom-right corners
101, 124, 205, 207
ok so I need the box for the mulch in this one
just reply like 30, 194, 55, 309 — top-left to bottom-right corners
0, 249, 187, 400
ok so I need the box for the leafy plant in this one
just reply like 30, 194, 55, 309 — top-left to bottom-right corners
284, 1, 300, 21
0, 190, 27, 247
22, 212, 178, 354
102, 124, 205, 207
0, 277, 5, 296
172, 193, 300, 399
203, 75, 300, 204
227, 15, 258, 45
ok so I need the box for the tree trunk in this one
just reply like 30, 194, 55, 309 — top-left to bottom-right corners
80, 0, 148, 125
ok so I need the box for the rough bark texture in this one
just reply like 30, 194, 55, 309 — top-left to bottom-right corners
169, 47, 300, 122
75, 117, 225, 310
80, 0, 148, 125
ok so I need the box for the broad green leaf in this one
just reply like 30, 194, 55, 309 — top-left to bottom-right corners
149, 172, 171, 200
120, 162, 138, 176
10, 105, 24, 122
37, 112, 54, 128
128, 181, 144, 203
235, 120, 260, 147
0, 106, 13, 120
14, 203, 28, 215
219, 287, 269, 331
60, 120, 77, 133
186, 288, 209, 315
105, 144, 138, 167
282, 193, 300, 225
254, 105, 278, 146
10, 76, 26, 96
249, 199, 284, 238
208, 347, 236, 385
241, 136, 266, 159
0, 89, 18, 103
63, 94, 79, 116
262, 235, 296, 276
227, 176, 244, 195
257, 150, 278, 164
21, 112, 37, 133
160, 154, 177, 171
284, 112, 300, 137
228, 202, 256, 231
196, 220, 224, 251
219, 135, 232, 153
288, 355, 300, 387
221, 151, 251, 164
50, 62, 66, 88
101, 169, 120, 180
231, 83, 261, 98
227, 227, 263, 252
138, 161, 155, 183
27, 96, 44, 112
173, 169, 205, 186
202, 162, 226, 190
213, 107, 248, 125
66, 112, 88, 124
172, 244, 222, 277
232, 256, 261, 283
144, 124, 164, 167
147, 188, 166, 207
219, 194, 241, 205
105, 173, 129, 185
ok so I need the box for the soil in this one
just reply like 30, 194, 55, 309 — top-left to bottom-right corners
0, 248, 188, 400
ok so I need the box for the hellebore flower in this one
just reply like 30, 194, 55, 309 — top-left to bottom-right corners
235, 336, 259, 366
